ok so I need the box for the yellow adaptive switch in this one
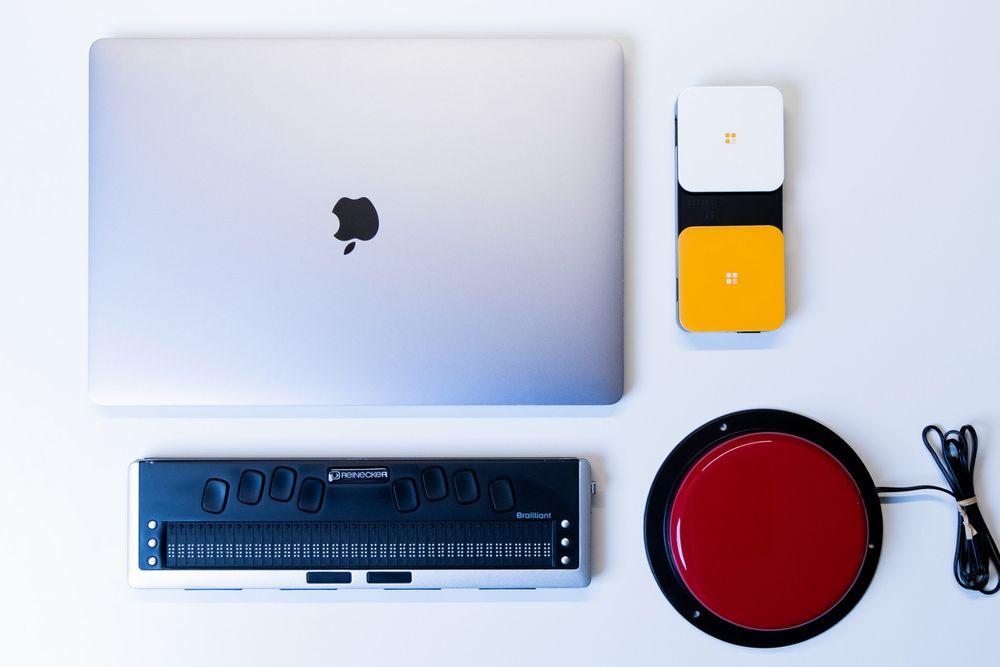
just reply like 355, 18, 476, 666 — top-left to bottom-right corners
677, 225, 785, 332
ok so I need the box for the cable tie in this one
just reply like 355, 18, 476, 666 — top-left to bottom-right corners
958, 504, 978, 540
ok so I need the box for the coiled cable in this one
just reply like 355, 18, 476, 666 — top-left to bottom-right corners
875, 425, 998, 594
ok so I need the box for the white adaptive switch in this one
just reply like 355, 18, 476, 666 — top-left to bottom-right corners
677, 86, 784, 193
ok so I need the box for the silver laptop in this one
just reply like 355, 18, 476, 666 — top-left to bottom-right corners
89, 39, 624, 406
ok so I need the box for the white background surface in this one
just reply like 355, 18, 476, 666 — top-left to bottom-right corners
2, 1, 999, 664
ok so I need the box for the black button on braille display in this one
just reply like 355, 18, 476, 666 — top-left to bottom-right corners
306, 572, 352, 584
393, 478, 420, 513
298, 477, 325, 513
421, 466, 448, 501
201, 478, 228, 514
367, 571, 412, 584
269, 466, 296, 502
237, 469, 265, 505
489, 478, 515, 512
454, 469, 479, 504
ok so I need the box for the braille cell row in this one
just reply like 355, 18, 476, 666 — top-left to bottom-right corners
163, 520, 555, 569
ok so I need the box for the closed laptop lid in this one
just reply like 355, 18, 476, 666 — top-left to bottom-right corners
89, 38, 624, 405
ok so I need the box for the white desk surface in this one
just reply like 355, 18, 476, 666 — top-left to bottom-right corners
2, 1, 999, 664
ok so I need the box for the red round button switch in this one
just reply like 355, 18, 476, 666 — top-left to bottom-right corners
667, 432, 869, 631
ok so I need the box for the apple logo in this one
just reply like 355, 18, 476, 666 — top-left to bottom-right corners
332, 196, 379, 255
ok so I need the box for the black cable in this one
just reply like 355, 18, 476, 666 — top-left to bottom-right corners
875, 483, 955, 496
874, 424, 999, 595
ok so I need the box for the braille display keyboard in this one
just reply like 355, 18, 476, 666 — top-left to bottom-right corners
129, 458, 593, 589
